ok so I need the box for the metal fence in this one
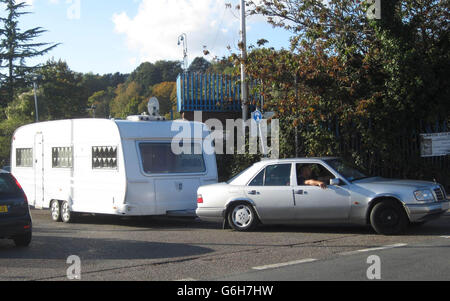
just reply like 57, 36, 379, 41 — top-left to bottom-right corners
176, 73, 262, 112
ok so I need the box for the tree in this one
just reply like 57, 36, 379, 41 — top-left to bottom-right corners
35, 59, 87, 120
87, 87, 115, 119
188, 57, 212, 73
144, 81, 177, 116
127, 60, 182, 95
234, 0, 449, 185
0, 89, 35, 163
0, 0, 58, 105
110, 81, 144, 118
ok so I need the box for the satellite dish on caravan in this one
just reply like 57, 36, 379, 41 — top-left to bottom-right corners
148, 97, 160, 117
126, 97, 166, 121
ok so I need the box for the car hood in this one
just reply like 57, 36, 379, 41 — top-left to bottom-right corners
353, 177, 438, 191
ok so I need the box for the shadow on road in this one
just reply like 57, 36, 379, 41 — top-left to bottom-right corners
28, 210, 450, 236
0, 235, 214, 261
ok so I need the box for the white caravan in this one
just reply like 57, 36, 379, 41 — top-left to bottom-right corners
11, 117, 218, 222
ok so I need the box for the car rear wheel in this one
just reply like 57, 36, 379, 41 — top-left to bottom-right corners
13, 232, 32, 247
61, 201, 73, 223
227, 202, 259, 231
50, 200, 62, 222
370, 201, 408, 235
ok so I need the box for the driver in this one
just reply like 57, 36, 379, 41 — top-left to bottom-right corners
298, 165, 327, 189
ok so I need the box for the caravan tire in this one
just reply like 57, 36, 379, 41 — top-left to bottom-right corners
61, 201, 73, 223
50, 200, 62, 222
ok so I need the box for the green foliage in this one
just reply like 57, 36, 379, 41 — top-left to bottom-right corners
87, 87, 115, 119
0, 90, 35, 163
128, 61, 182, 95
146, 81, 177, 115
110, 81, 144, 119
238, 0, 450, 187
188, 57, 212, 73
0, 0, 59, 104
36, 59, 87, 120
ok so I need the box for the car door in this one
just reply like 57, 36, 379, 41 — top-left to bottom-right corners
245, 163, 295, 222
34, 133, 44, 209
294, 163, 351, 221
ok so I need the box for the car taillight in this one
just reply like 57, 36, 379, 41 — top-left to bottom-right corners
11, 174, 22, 190
197, 195, 204, 204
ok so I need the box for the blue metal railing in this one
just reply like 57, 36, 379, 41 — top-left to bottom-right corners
177, 73, 262, 112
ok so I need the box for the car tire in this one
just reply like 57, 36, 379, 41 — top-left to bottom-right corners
50, 200, 62, 222
13, 232, 32, 247
227, 202, 259, 232
61, 201, 73, 223
370, 201, 408, 235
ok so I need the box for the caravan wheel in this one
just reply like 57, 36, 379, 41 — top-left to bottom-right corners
50, 200, 62, 222
61, 201, 72, 223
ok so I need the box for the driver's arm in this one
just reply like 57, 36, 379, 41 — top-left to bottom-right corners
305, 179, 327, 189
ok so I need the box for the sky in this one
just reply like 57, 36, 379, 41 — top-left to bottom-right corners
7, 0, 294, 75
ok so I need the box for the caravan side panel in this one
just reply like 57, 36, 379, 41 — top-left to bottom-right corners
12, 119, 128, 215
68, 119, 127, 214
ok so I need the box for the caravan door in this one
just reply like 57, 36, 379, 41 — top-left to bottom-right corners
34, 133, 45, 209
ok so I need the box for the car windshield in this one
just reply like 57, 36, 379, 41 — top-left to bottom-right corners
325, 159, 370, 182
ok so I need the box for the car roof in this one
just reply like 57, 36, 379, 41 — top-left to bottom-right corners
228, 157, 340, 185
255, 157, 339, 165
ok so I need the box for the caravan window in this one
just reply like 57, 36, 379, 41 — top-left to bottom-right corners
92, 146, 118, 169
139, 142, 205, 174
16, 148, 33, 167
52, 147, 73, 168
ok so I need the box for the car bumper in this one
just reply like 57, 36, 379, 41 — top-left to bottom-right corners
405, 201, 450, 222
0, 215, 32, 238
196, 207, 224, 222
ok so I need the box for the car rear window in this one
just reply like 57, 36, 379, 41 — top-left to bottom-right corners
0, 174, 22, 197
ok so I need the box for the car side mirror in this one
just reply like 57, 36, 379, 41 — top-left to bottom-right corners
330, 178, 341, 186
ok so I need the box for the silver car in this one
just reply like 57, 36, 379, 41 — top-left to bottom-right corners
196, 158, 449, 235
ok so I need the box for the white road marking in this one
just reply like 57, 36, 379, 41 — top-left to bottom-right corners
175, 278, 197, 281
339, 243, 407, 256
440, 236, 450, 239
252, 258, 317, 271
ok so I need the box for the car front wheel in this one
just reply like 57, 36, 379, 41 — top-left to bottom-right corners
370, 201, 408, 235
227, 202, 259, 231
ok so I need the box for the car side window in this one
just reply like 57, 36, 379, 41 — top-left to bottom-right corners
248, 164, 292, 187
296, 163, 334, 186
249, 169, 264, 186
265, 164, 291, 186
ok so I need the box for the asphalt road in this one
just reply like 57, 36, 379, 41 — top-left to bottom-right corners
0, 209, 449, 281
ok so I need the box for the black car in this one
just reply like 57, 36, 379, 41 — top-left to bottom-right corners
0, 170, 32, 247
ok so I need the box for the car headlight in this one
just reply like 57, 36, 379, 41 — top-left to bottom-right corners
414, 189, 435, 203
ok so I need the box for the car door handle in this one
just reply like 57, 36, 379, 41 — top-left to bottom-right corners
248, 190, 258, 195
295, 190, 304, 195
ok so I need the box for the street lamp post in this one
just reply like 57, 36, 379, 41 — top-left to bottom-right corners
240, 0, 248, 121
177, 33, 188, 72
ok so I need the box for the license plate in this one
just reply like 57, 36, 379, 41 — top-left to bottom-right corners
0, 206, 8, 213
